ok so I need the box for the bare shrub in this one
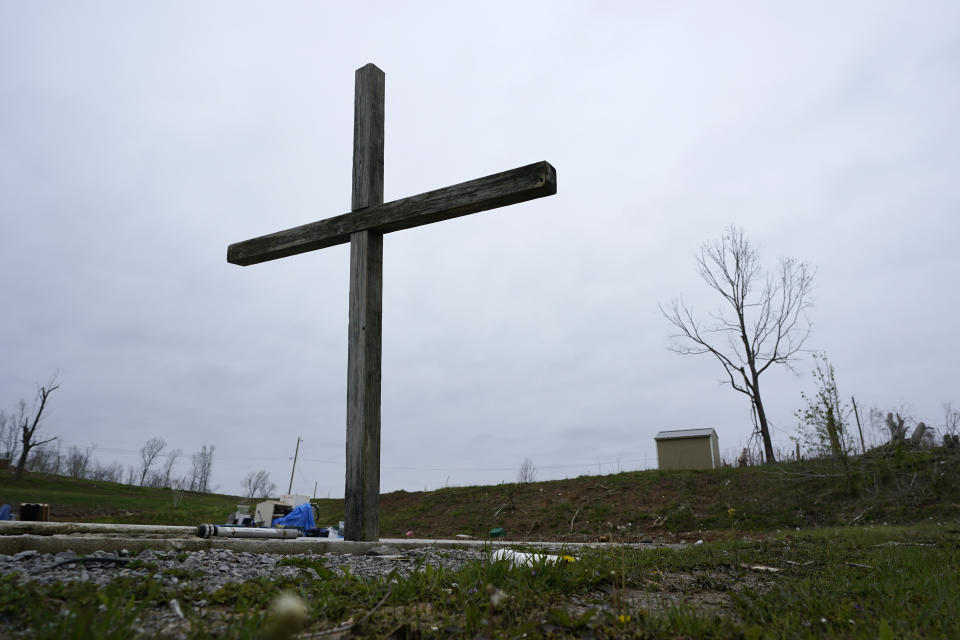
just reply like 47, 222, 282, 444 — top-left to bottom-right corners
242, 470, 277, 498
517, 457, 536, 484
90, 460, 124, 483
64, 444, 95, 479
795, 354, 851, 460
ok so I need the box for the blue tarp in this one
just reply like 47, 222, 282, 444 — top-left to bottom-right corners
271, 503, 315, 531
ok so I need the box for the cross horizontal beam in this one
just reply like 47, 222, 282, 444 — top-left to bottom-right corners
227, 161, 556, 266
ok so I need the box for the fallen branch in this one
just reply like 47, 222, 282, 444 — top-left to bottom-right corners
849, 507, 871, 524
569, 507, 580, 532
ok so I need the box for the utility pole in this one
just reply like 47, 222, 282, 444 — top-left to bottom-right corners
287, 437, 301, 494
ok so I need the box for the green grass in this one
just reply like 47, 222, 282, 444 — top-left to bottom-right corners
0, 470, 245, 525
371, 448, 960, 540
1, 448, 958, 635
2, 448, 957, 539
0, 523, 956, 637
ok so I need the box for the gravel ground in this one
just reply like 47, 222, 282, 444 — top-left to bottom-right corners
0, 545, 484, 591
0, 545, 487, 637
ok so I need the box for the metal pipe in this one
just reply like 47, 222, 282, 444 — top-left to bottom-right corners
196, 525, 301, 539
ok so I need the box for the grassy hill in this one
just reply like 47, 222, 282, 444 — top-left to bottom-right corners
1, 448, 957, 539
2, 450, 958, 637
0, 470, 242, 526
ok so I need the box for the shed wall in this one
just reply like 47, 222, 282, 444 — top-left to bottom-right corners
656, 435, 717, 470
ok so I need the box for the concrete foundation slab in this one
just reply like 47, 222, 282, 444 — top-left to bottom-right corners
0, 521, 681, 556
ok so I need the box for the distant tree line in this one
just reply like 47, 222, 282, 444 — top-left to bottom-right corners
0, 376, 218, 493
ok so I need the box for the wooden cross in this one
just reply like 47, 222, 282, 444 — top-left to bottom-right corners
227, 64, 557, 541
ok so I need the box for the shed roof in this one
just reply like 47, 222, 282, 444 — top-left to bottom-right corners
654, 428, 717, 441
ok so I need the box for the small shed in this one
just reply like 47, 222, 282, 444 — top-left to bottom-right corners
655, 428, 720, 470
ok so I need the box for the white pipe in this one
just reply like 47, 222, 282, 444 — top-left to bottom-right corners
0, 521, 197, 536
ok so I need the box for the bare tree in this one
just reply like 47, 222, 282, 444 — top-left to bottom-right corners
943, 402, 959, 438
13, 376, 60, 480
90, 460, 124, 483
160, 449, 183, 488
26, 441, 61, 474
662, 226, 813, 464
65, 444, 95, 479
142, 470, 165, 488
189, 445, 215, 493
0, 410, 19, 462
242, 469, 277, 498
138, 437, 167, 486
867, 406, 894, 449
171, 476, 187, 508
517, 457, 536, 484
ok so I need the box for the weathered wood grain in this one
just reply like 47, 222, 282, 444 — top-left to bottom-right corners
226, 62, 558, 544
227, 161, 556, 266
345, 65, 385, 542
345, 229, 383, 542
351, 64, 384, 211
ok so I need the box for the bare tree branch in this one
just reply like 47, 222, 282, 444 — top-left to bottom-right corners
138, 437, 167, 486
660, 226, 814, 463
242, 470, 277, 498
516, 457, 537, 484
14, 374, 60, 480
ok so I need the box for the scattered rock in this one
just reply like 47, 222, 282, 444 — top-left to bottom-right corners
0, 546, 481, 591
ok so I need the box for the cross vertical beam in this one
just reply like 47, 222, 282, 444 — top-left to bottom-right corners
227, 63, 556, 541
345, 64, 385, 541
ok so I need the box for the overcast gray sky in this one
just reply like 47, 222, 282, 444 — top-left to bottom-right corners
2, 1, 958, 499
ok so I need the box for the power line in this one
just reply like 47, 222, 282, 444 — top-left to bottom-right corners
57, 441, 653, 473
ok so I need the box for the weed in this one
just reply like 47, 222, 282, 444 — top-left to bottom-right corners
1, 524, 957, 637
